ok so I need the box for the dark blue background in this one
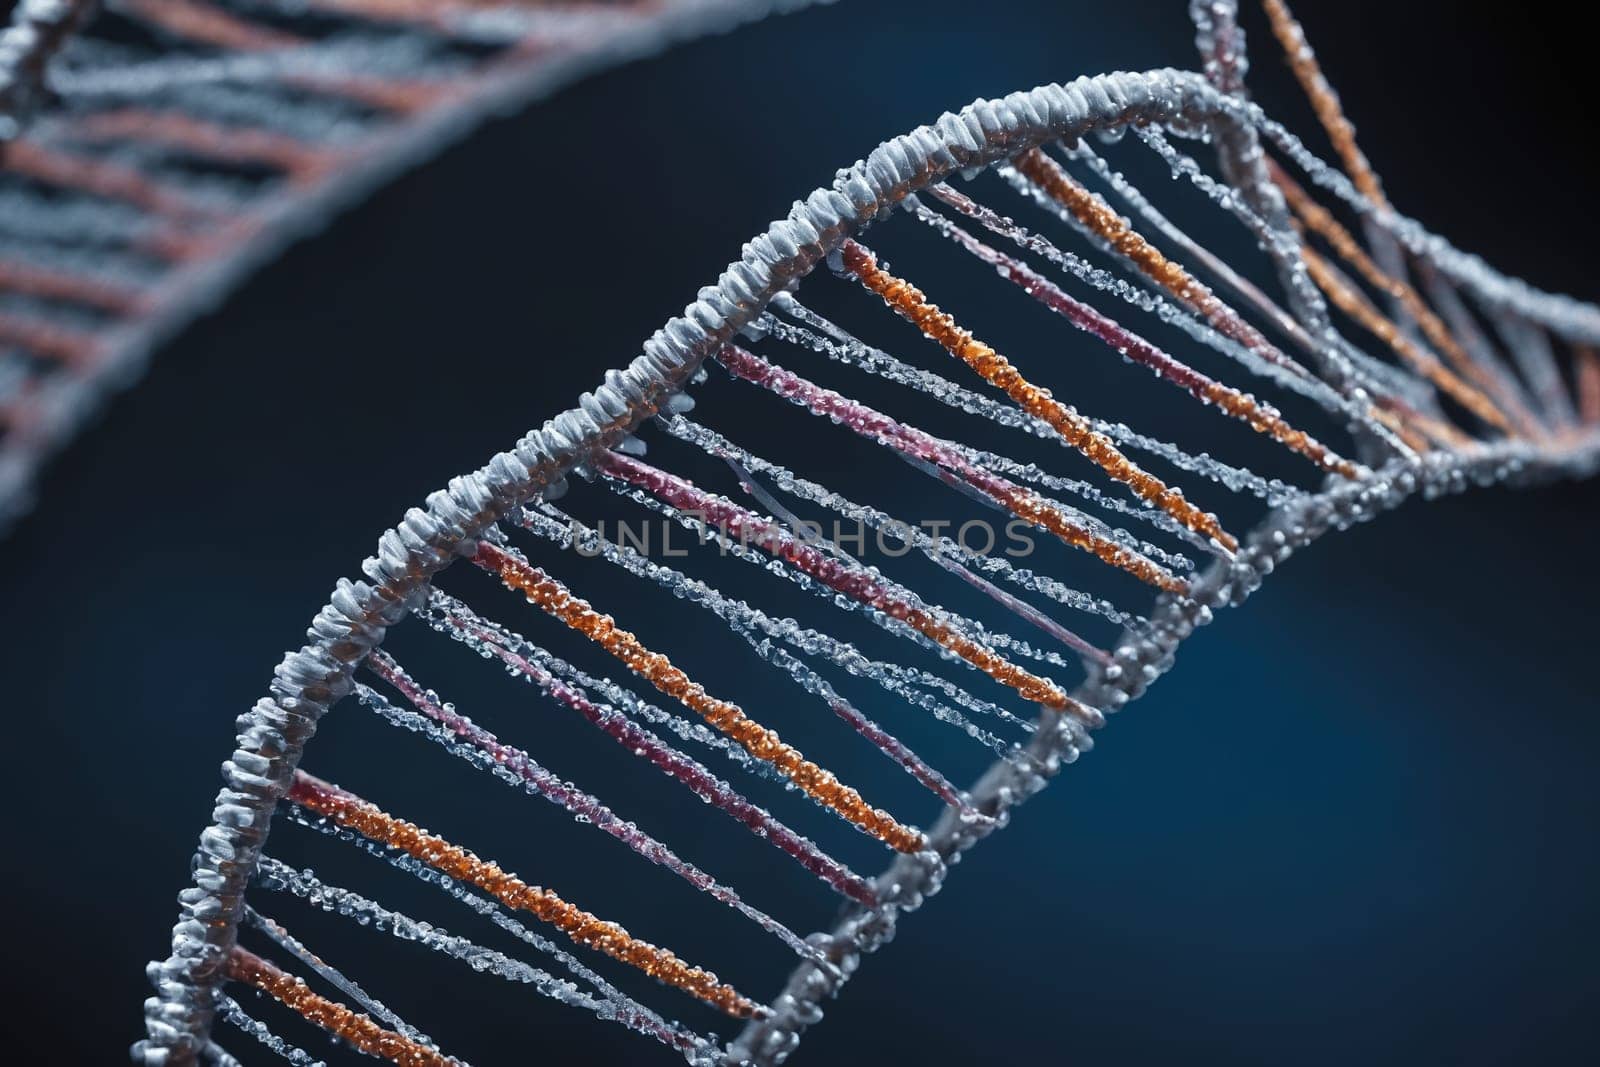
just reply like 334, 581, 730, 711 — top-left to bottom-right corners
3, 1, 1598, 1063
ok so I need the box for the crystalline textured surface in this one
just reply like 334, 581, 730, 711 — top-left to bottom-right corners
126, 5, 1600, 1064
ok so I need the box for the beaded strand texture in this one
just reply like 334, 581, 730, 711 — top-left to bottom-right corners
286, 771, 761, 1019
478, 541, 927, 854
225, 947, 456, 1067
839, 238, 1239, 551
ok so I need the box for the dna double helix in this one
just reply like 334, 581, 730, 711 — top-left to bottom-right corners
0, 0, 826, 532
33, 0, 1584, 1063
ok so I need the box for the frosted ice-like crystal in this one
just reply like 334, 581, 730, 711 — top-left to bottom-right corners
768, 301, 1301, 505
717, 452, 1097, 676
1326, 331, 1446, 414
602, 471, 1072, 688
527, 497, 1045, 753
928, 174, 1401, 455
243, 906, 443, 1053
977, 166, 1353, 417
766, 308, 1222, 557
660, 414, 1140, 627
943, 436, 1203, 565
762, 310, 1206, 560
276, 807, 723, 1062
1068, 139, 1395, 410
518, 504, 971, 808
755, 371, 1190, 580
417, 590, 783, 783
254, 859, 584, 1007
1123, 128, 1322, 310
553, 491, 1044, 757
1241, 109, 1600, 343
252, 857, 717, 1060
1124, 129, 1448, 430
215, 996, 326, 1067
418, 589, 877, 905
355, 661, 820, 959
1073, 140, 1291, 316
717, 449, 1113, 665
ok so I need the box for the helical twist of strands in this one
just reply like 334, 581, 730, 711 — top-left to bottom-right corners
0, 0, 834, 535
140, 66, 1279, 1067
139, 51, 1600, 1067
728, 437, 1600, 1066
1266, 158, 1539, 438
1186, 0, 1383, 449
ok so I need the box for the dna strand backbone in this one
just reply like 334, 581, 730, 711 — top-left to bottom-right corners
0, 0, 825, 532
96, 0, 1600, 1063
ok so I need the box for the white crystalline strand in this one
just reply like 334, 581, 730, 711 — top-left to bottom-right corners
1067, 138, 1410, 422
784, 293, 1225, 562
352, 674, 820, 961
1070, 139, 1311, 349
1122, 129, 1436, 424
913, 180, 1335, 419
243, 906, 446, 1054
717, 440, 1122, 665
768, 299, 1302, 506
943, 435, 1201, 567
1122, 130, 1329, 319
1241, 108, 1600, 343
276, 809, 723, 1063
215, 996, 326, 1067
638, 479, 1082, 715
603, 476, 1039, 684
417, 589, 786, 785
252, 857, 720, 1062
518, 505, 973, 808
527, 501, 1042, 760
254, 858, 588, 1001
660, 413, 1148, 622
417, 590, 878, 905
757, 315, 1206, 566
979, 166, 1351, 415
943, 168, 1415, 459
